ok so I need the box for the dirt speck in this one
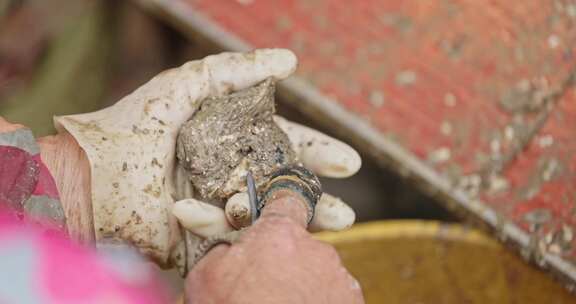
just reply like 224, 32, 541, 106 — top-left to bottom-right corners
523, 208, 552, 225
395, 70, 417, 86
328, 164, 349, 174
428, 147, 451, 164
444, 93, 457, 107
143, 184, 161, 198
151, 158, 162, 168
369, 90, 385, 107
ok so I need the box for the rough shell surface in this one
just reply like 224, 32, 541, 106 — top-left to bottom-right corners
176, 79, 297, 200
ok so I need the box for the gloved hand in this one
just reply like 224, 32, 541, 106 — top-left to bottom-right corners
55, 49, 361, 268
173, 115, 360, 236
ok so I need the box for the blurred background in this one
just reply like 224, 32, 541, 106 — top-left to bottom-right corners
2, 0, 576, 303
0, 0, 451, 223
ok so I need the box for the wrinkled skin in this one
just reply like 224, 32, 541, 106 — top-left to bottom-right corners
187, 191, 365, 304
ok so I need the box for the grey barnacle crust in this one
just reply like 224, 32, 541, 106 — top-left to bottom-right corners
176, 78, 297, 200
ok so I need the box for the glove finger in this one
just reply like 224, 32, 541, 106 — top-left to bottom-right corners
224, 191, 355, 232
57, 49, 297, 133
202, 48, 297, 97
309, 193, 356, 232
154, 48, 297, 127
152, 48, 296, 126
274, 116, 361, 178
166, 48, 296, 127
172, 198, 233, 238
225, 192, 252, 230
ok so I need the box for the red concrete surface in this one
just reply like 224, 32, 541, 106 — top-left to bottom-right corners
151, 0, 576, 281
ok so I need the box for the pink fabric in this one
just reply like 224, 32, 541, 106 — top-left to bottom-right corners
31, 154, 59, 199
0, 127, 171, 303
0, 135, 64, 229
0, 146, 60, 215
0, 216, 170, 303
0, 146, 38, 212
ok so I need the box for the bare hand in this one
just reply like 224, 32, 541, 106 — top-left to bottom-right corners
186, 191, 365, 304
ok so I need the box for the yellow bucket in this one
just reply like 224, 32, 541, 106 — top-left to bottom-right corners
316, 221, 576, 304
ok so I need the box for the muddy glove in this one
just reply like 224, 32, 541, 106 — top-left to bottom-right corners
55, 49, 361, 268
173, 115, 360, 237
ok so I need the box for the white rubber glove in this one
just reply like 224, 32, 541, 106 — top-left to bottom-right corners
173, 116, 361, 236
54, 49, 360, 267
